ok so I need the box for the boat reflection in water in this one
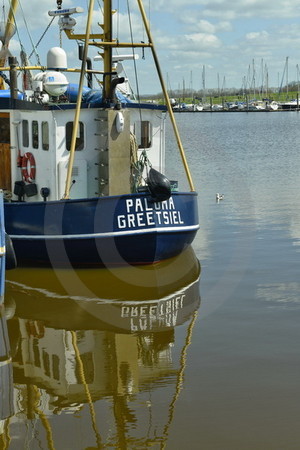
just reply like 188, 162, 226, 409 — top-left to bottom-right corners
0, 306, 14, 449
5, 246, 200, 448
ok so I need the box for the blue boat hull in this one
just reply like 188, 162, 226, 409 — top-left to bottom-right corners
4, 192, 199, 267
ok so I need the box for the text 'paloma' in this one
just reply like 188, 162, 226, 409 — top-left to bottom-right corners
117, 197, 184, 229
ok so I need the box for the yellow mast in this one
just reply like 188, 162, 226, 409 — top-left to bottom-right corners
0, 0, 18, 90
136, 0, 195, 192
63, 0, 95, 199
63, 0, 123, 102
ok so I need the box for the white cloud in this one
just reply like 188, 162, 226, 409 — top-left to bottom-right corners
184, 33, 222, 49
245, 31, 269, 41
153, 0, 300, 20
179, 16, 232, 34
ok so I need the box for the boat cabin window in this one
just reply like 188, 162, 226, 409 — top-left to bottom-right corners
66, 121, 84, 151
42, 350, 50, 377
0, 116, 10, 143
42, 122, 49, 150
32, 120, 39, 149
33, 338, 41, 367
134, 120, 152, 148
52, 354, 60, 380
22, 120, 29, 147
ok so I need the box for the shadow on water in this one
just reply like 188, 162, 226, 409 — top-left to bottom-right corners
1, 246, 201, 449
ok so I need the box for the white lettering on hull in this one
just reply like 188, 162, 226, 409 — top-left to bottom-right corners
121, 294, 186, 331
117, 197, 185, 229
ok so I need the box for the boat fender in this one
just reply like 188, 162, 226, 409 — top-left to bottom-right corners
21, 152, 36, 183
40, 187, 50, 201
24, 183, 38, 197
147, 168, 171, 202
115, 111, 124, 133
14, 180, 25, 199
5, 233, 17, 270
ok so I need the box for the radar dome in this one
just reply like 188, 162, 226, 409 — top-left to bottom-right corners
47, 47, 67, 70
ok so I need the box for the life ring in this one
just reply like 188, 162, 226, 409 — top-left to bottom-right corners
22, 152, 36, 183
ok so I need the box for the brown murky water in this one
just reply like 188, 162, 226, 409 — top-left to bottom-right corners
2, 111, 300, 449
2, 247, 200, 449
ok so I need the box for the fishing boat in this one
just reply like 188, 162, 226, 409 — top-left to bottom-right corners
0, 0, 199, 268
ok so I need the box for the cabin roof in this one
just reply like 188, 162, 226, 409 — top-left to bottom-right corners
0, 97, 167, 112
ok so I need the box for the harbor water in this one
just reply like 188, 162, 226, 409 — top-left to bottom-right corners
1, 110, 300, 449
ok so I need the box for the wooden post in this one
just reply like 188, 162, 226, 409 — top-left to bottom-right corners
9, 57, 18, 101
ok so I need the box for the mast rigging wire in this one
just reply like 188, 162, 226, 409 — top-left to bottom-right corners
14, 0, 41, 65
29, 17, 55, 60
126, 0, 153, 185
126, 0, 141, 105
1, 1, 5, 23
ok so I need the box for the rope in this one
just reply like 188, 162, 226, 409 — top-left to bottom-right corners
130, 131, 138, 165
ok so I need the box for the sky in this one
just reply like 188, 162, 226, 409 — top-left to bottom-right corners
2, 0, 300, 95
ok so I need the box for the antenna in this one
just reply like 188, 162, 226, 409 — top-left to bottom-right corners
48, 7, 83, 31
48, 7, 83, 17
